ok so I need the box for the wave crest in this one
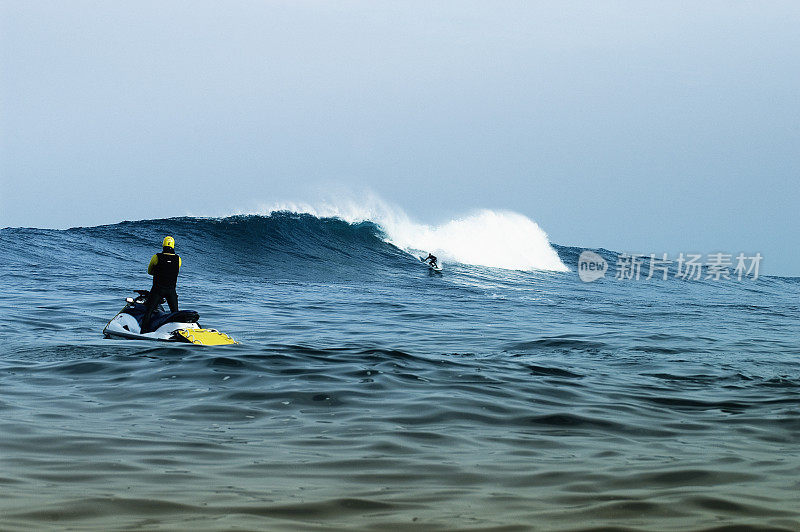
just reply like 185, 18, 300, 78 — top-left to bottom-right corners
261, 197, 568, 272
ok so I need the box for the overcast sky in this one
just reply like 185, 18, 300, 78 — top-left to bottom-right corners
1, 1, 798, 275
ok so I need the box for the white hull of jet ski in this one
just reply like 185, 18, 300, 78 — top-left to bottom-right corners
103, 311, 201, 342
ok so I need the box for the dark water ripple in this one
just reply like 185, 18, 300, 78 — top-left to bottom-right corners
2, 341, 799, 531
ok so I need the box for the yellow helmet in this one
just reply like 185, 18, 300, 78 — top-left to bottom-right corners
162, 236, 175, 249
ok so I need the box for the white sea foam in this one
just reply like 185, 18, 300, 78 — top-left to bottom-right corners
258, 195, 568, 272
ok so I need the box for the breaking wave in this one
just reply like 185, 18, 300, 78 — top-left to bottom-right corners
260, 197, 568, 272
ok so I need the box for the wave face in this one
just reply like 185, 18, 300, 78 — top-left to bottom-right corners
1, 208, 799, 531
262, 199, 569, 272
0, 207, 568, 282
0, 213, 412, 284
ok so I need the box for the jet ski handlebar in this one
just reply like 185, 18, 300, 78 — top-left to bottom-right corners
129, 290, 165, 305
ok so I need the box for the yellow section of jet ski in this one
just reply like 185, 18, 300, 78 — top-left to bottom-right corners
173, 328, 237, 345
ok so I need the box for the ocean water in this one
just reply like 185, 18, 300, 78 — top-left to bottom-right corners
1, 211, 798, 531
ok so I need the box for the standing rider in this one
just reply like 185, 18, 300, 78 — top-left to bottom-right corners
424, 253, 438, 268
141, 236, 181, 332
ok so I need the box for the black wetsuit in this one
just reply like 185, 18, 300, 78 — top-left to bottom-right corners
425, 254, 438, 267
142, 249, 180, 332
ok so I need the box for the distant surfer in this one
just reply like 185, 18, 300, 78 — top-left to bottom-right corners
423, 253, 438, 269
142, 236, 181, 332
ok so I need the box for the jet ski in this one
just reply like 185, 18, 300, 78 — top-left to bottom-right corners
103, 290, 237, 345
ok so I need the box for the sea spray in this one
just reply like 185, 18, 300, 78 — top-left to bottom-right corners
261, 196, 568, 272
